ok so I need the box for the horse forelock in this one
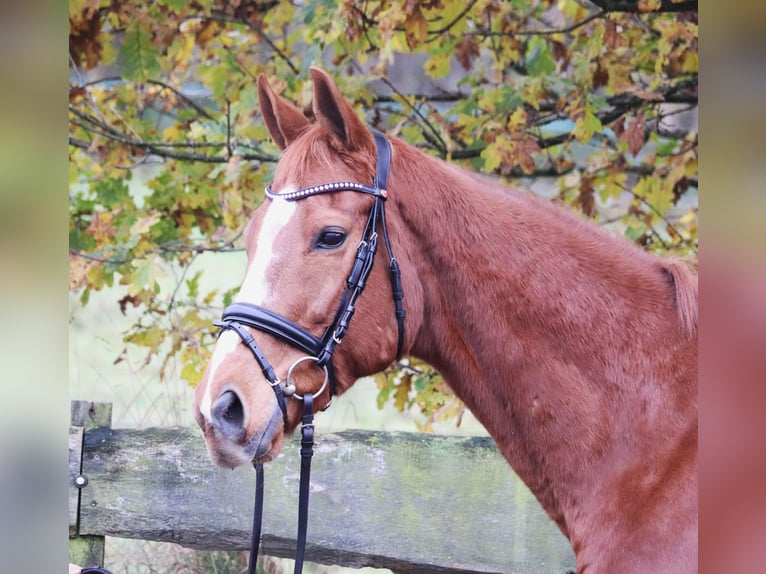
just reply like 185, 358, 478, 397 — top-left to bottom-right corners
274, 125, 376, 188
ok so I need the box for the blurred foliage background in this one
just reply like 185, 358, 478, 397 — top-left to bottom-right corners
68, 0, 698, 433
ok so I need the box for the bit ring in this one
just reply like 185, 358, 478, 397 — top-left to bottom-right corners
285, 356, 329, 401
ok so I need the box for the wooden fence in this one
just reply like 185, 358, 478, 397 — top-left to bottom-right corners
69, 400, 575, 573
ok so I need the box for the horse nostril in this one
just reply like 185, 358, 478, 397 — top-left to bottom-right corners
211, 390, 246, 440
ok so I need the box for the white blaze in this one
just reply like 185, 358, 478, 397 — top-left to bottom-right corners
236, 194, 297, 305
199, 329, 241, 422
200, 191, 297, 423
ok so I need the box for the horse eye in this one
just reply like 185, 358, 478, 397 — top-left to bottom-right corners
314, 227, 347, 250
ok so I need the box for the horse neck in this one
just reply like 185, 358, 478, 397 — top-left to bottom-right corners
387, 140, 697, 536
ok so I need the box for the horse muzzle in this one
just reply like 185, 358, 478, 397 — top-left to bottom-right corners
199, 389, 284, 469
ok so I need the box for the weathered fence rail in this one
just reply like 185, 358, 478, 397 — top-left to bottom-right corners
69, 401, 575, 573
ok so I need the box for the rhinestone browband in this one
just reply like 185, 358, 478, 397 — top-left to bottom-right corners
265, 181, 387, 202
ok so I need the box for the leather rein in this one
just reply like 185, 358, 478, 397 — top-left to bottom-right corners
214, 130, 405, 574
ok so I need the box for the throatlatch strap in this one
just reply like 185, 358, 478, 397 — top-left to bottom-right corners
372, 130, 406, 358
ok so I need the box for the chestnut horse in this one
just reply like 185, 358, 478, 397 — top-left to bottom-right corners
194, 67, 698, 573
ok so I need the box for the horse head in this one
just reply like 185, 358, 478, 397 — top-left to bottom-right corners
193, 68, 417, 468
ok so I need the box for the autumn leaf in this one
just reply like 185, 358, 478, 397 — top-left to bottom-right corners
118, 294, 142, 315
87, 210, 116, 243
576, 176, 596, 217
454, 37, 480, 70
404, 5, 428, 50
508, 137, 541, 175
621, 115, 647, 157
526, 37, 556, 76
593, 63, 609, 89
124, 324, 164, 354
604, 19, 621, 49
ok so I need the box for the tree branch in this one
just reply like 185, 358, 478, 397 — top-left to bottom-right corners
203, 11, 300, 75
587, 0, 697, 13
622, 183, 683, 242
425, 0, 481, 40
69, 241, 245, 266
69, 104, 277, 163
70, 75, 216, 121
450, 76, 695, 161
355, 62, 448, 154
469, 9, 605, 38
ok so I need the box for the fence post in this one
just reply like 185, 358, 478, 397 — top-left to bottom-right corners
69, 401, 112, 568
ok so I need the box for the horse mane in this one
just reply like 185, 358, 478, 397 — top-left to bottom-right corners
661, 258, 698, 338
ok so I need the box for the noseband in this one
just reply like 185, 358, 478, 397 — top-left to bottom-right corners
213, 130, 405, 573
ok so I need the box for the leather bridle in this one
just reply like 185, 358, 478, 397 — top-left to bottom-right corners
214, 130, 405, 574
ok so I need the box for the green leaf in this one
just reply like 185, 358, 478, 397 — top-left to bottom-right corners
93, 177, 131, 209
69, 227, 97, 251
625, 224, 646, 243
158, 0, 187, 11
526, 37, 556, 76
119, 21, 160, 81
186, 271, 202, 299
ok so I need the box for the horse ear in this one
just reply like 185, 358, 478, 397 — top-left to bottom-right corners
257, 74, 311, 151
310, 66, 371, 151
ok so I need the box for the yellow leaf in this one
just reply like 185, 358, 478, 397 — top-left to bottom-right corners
425, 52, 451, 79
507, 107, 527, 132
405, 6, 428, 50
203, 289, 218, 305
679, 209, 697, 226
682, 51, 698, 73
685, 157, 698, 177
481, 140, 504, 172
638, 0, 662, 11
393, 374, 412, 412
162, 124, 183, 141
124, 325, 164, 353
573, 110, 602, 144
